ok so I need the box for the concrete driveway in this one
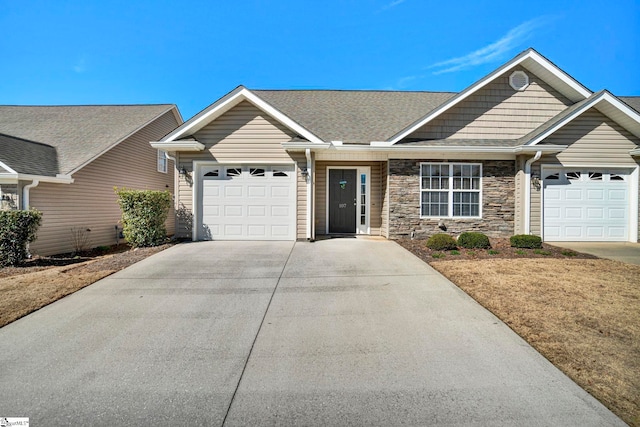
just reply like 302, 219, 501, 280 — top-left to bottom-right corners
0, 239, 624, 426
549, 241, 640, 265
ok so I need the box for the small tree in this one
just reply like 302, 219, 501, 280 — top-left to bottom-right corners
115, 188, 172, 247
0, 210, 43, 266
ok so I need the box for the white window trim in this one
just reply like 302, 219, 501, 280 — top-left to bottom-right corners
326, 166, 370, 234
419, 162, 483, 219
157, 150, 168, 173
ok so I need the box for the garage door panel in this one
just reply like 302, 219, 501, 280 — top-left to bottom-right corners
543, 169, 629, 241
199, 165, 296, 240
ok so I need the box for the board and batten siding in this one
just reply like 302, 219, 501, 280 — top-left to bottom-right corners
408, 67, 571, 141
29, 110, 179, 256
315, 161, 384, 236
175, 101, 305, 239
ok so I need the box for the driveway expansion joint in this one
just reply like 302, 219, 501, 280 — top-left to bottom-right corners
220, 242, 297, 427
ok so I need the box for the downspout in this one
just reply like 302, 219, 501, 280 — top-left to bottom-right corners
22, 180, 40, 210
305, 148, 313, 241
524, 151, 542, 235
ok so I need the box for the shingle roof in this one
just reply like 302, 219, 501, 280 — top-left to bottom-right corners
0, 133, 58, 176
253, 90, 455, 145
0, 105, 175, 175
620, 96, 640, 114
397, 138, 520, 147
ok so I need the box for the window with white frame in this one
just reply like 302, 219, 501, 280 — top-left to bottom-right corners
157, 150, 167, 173
420, 163, 482, 218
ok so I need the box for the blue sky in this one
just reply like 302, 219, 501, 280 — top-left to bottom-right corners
1, 0, 638, 119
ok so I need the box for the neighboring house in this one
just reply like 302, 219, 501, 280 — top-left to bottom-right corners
0, 105, 182, 255
152, 48, 640, 243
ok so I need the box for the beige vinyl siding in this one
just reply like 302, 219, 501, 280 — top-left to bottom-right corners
29, 110, 179, 255
175, 102, 301, 239
540, 108, 640, 165
409, 67, 571, 140
380, 162, 389, 238
513, 156, 526, 235
194, 101, 295, 163
529, 164, 542, 236
315, 161, 384, 235
291, 152, 307, 240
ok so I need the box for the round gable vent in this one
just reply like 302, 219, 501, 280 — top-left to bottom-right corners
509, 70, 529, 91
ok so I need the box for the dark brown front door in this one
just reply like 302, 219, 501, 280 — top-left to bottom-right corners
328, 169, 357, 233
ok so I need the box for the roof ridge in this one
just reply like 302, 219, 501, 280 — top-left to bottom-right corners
0, 104, 176, 108
251, 89, 457, 94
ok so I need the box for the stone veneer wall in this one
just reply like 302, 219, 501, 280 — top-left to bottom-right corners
388, 159, 515, 239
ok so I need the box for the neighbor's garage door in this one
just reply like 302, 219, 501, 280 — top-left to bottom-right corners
543, 169, 630, 241
199, 164, 296, 240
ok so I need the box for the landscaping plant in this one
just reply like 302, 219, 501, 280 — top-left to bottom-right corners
115, 188, 172, 247
510, 234, 543, 249
457, 232, 491, 249
426, 233, 457, 250
0, 209, 42, 266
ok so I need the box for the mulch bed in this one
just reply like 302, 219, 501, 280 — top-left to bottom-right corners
396, 237, 598, 262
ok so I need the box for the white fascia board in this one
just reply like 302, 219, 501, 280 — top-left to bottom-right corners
514, 145, 568, 154
370, 141, 394, 147
0, 160, 17, 174
630, 148, 640, 156
18, 174, 74, 184
388, 49, 592, 145
522, 50, 591, 101
281, 142, 332, 150
150, 141, 205, 151
163, 87, 324, 145
334, 145, 517, 154
528, 92, 640, 146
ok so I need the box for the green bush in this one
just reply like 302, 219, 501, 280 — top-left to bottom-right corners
115, 188, 172, 247
0, 210, 42, 267
426, 233, 457, 251
457, 232, 491, 249
510, 234, 542, 249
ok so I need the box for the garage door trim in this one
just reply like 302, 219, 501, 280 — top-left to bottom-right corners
193, 160, 297, 241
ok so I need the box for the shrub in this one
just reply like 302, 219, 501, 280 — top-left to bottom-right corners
426, 233, 457, 251
510, 234, 542, 249
0, 209, 42, 267
115, 188, 172, 247
457, 232, 491, 249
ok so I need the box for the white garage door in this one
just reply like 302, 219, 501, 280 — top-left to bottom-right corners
543, 169, 630, 241
199, 164, 296, 240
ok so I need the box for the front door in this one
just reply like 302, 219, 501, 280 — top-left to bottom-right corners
328, 169, 357, 233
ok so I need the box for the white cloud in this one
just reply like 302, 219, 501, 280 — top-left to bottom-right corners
378, 0, 406, 12
73, 58, 87, 73
428, 17, 552, 74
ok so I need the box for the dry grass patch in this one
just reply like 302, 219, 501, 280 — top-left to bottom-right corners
0, 244, 173, 328
431, 258, 640, 426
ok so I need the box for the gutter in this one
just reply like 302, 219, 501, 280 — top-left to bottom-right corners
305, 148, 314, 241
524, 151, 542, 235
22, 180, 40, 210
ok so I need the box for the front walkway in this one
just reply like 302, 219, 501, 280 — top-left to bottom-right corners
0, 240, 624, 426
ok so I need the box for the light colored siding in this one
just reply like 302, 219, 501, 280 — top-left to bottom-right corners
513, 156, 526, 235
195, 101, 295, 162
409, 66, 571, 140
529, 164, 542, 236
175, 102, 301, 239
315, 161, 384, 236
29, 110, 179, 255
380, 161, 389, 238
540, 108, 640, 166
290, 152, 307, 240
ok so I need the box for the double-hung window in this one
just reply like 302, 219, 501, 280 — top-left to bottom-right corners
157, 150, 168, 173
420, 163, 481, 218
